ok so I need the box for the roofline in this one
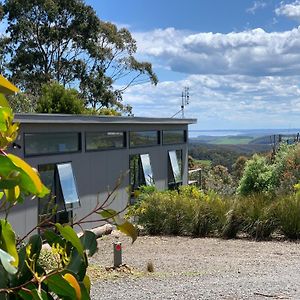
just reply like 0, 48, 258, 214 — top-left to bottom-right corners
14, 113, 197, 125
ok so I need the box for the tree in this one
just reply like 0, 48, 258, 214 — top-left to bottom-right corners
1, 0, 157, 113
36, 82, 85, 114
7, 92, 37, 113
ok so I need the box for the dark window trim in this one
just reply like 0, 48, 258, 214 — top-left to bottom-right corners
38, 161, 80, 214
162, 129, 187, 145
129, 130, 160, 148
85, 131, 127, 152
24, 132, 82, 157
168, 150, 183, 187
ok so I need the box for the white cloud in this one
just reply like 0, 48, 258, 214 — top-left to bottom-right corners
275, 1, 300, 21
247, 1, 267, 14
123, 74, 300, 129
134, 27, 300, 77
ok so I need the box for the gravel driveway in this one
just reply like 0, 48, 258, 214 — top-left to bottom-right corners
90, 234, 300, 299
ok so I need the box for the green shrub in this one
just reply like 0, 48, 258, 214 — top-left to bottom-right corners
238, 154, 276, 196
276, 191, 300, 239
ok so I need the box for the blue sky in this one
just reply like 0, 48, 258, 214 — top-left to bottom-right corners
75, 1, 300, 129
35, 2, 300, 129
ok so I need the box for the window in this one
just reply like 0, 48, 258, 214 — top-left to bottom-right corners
38, 162, 80, 229
129, 131, 159, 147
163, 130, 187, 145
130, 154, 154, 192
168, 150, 183, 189
86, 131, 126, 151
24, 132, 81, 156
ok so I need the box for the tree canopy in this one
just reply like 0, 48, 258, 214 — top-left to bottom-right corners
1, 0, 158, 114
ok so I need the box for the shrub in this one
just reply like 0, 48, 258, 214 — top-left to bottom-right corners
276, 189, 300, 239
237, 154, 276, 196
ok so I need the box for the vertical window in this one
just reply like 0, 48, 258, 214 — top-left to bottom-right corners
130, 154, 154, 192
168, 150, 183, 189
38, 162, 80, 229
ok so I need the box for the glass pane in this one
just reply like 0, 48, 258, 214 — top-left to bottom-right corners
169, 150, 182, 183
38, 165, 55, 216
57, 163, 80, 208
130, 131, 159, 147
25, 133, 80, 156
163, 130, 186, 145
86, 132, 125, 151
140, 154, 154, 186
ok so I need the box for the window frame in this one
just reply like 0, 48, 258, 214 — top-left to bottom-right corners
38, 161, 80, 229
129, 153, 155, 192
162, 130, 187, 145
24, 132, 82, 157
168, 150, 183, 189
129, 130, 160, 148
85, 131, 126, 152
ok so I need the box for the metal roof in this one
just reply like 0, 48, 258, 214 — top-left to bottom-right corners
14, 113, 197, 125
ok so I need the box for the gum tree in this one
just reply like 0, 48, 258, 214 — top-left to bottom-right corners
1, 0, 157, 114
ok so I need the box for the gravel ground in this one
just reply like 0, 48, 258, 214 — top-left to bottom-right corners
90, 233, 300, 299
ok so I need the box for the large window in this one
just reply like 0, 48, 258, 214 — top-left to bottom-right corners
168, 150, 183, 189
38, 162, 80, 229
24, 132, 81, 156
86, 131, 126, 151
163, 130, 187, 145
129, 131, 159, 147
130, 154, 154, 192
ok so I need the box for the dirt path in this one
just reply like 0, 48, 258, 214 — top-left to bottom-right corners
90, 234, 300, 299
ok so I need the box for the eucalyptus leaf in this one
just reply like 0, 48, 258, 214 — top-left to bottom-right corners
46, 274, 76, 299
0, 249, 17, 274
80, 231, 97, 257
55, 224, 84, 257
0, 220, 18, 267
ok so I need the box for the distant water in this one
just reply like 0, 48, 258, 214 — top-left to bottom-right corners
189, 129, 300, 138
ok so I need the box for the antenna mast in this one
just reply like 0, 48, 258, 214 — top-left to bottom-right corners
172, 86, 190, 118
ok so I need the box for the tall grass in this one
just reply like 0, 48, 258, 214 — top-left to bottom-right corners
130, 185, 300, 240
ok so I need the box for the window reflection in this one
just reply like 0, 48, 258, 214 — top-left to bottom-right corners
168, 150, 183, 189
57, 163, 80, 209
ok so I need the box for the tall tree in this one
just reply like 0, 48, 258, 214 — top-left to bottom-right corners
1, 0, 157, 113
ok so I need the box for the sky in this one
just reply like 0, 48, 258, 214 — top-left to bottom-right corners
84, 0, 300, 130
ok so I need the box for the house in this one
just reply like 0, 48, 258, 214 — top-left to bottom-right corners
6, 113, 196, 236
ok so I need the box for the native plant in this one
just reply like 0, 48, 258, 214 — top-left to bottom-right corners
0, 78, 137, 299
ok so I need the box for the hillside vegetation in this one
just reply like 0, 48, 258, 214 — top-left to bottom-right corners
130, 143, 300, 240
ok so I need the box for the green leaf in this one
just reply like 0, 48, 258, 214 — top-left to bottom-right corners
66, 249, 87, 281
7, 154, 49, 197
19, 288, 49, 300
0, 178, 20, 189
98, 209, 118, 220
0, 155, 49, 198
55, 224, 84, 257
117, 221, 138, 243
27, 234, 42, 262
0, 249, 17, 274
79, 282, 90, 300
98, 209, 137, 243
80, 231, 97, 257
0, 94, 9, 108
82, 275, 91, 294
0, 265, 8, 291
45, 273, 76, 299
43, 230, 65, 248
0, 220, 18, 267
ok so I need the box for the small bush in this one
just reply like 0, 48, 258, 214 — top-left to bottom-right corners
276, 191, 300, 239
